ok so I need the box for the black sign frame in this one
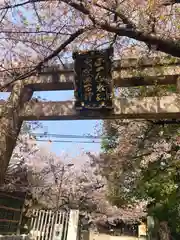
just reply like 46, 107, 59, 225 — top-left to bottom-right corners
73, 48, 113, 110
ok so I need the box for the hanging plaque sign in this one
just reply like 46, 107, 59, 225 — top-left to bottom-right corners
73, 48, 113, 110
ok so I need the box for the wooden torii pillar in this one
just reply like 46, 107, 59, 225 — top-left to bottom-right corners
0, 56, 179, 184
0, 81, 33, 184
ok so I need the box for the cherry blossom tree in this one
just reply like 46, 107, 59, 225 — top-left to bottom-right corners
0, 0, 179, 89
2, 130, 145, 235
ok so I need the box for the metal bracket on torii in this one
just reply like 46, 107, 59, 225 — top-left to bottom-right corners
0, 56, 179, 184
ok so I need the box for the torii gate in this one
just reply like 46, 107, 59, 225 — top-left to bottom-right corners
0, 56, 180, 184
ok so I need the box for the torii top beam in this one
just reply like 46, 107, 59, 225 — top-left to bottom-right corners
0, 56, 179, 92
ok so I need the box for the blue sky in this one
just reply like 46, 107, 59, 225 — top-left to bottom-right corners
0, 90, 102, 160
33, 90, 102, 157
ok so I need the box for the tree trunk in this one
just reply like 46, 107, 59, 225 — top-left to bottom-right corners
158, 221, 171, 240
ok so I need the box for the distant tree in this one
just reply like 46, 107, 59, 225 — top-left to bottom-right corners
95, 116, 180, 240
3, 134, 146, 234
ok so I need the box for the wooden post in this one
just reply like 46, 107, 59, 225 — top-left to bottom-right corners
66, 209, 79, 240
0, 81, 33, 184
81, 231, 90, 240
176, 76, 180, 92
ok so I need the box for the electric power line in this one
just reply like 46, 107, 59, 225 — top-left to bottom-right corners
36, 139, 101, 144
31, 119, 180, 144
32, 133, 102, 139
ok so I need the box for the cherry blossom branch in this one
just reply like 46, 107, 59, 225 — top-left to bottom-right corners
94, 2, 136, 29
1, 0, 179, 57
63, 0, 180, 57
0, 28, 85, 90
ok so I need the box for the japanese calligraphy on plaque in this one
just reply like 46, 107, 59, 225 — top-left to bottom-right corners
73, 48, 113, 110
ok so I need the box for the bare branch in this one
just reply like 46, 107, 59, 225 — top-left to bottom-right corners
32, 2, 43, 25
0, 9, 8, 24
99, 23, 180, 57
36, 28, 85, 68
0, 0, 47, 10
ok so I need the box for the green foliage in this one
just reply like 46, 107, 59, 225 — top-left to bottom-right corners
136, 147, 180, 236
101, 120, 119, 153
21, 121, 43, 134
21, 122, 32, 133
101, 136, 118, 152
138, 84, 177, 97
101, 114, 180, 237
